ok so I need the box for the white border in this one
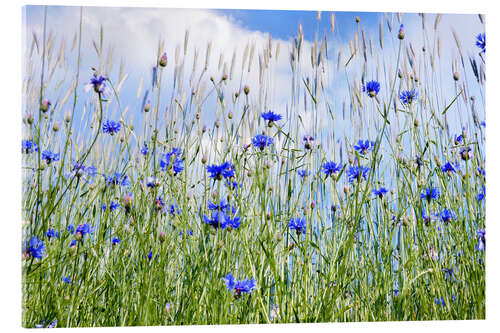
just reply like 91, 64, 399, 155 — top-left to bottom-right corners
2, 1, 498, 332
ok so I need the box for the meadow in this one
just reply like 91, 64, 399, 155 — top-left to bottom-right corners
22, 7, 485, 327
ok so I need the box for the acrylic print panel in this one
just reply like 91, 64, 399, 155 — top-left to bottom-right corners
21, 5, 485, 327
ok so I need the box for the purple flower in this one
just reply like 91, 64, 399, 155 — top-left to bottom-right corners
207, 162, 235, 180
363, 80, 380, 97
288, 217, 306, 235
322, 161, 342, 176
222, 273, 256, 297
353, 140, 375, 155
252, 134, 274, 150
41, 150, 60, 164
25, 236, 46, 259
372, 187, 388, 198
347, 165, 370, 183
103, 120, 121, 135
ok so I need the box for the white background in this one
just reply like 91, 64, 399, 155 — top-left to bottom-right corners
1, 0, 498, 332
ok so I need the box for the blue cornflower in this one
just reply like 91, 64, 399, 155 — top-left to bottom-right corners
322, 161, 342, 176
441, 161, 459, 174
303, 135, 315, 150
71, 162, 97, 179
353, 140, 375, 155
154, 196, 166, 212
444, 268, 455, 282
169, 203, 181, 216
288, 217, 306, 235
454, 134, 463, 145
460, 147, 472, 161
252, 134, 274, 150
203, 210, 227, 229
22, 140, 38, 154
76, 223, 95, 237
112, 237, 121, 246
421, 187, 440, 202
399, 89, 418, 105
85, 74, 108, 94
440, 209, 455, 223
477, 229, 485, 251
146, 176, 159, 188
476, 33, 485, 53
160, 148, 184, 175
477, 167, 485, 177
41, 150, 60, 164
35, 318, 58, 329
179, 229, 193, 237
477, 186, 485, 202
225, 215, 241, 229
222, 273, 256, 297
104, 172, 130, 187
62, 276, 72, 284
435, 297, 445, 307
373, 187, 388, 198
261, 111, 282, 126
347, 165, 370, 183
67, 225, 75, 234
208, 199, 229, 212
102, 120, 121, 135
25, 236, 46, 259
111, 201, 120, 211
363, 80, 380, 97
298, 169, 310, 178
147, 251, 153, 260
46, 229, 59, 240
206, 162, 235, 180
70, 240, 77, 247
225, 180, 240, 191
140, 143, 149, 155
102, 201, 120, 212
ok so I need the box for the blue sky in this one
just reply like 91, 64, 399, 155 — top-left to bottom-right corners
22, 6, 485, 173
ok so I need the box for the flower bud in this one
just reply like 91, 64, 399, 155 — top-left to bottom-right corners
40, 99, 51, 113
202, 125, 207, 133
27, 113, 34, 125
52, 121, 60, 132
64, 112, 71, 123
159, 52, 167, 67
159, 231, 166, 242
244, 85, 250, 95
228, 111, 233, 119
453, 72, 459, 81
144, 100, 151, 112
215, 119, 220, 128
398, 24, 405, 40
195, 113, 200, 120
201, 155, 207, 164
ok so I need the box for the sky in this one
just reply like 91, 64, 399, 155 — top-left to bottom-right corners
22, 6, 485, 174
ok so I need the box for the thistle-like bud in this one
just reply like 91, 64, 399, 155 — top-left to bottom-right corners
159, 231, 166, 242
228, 111, 233, 119
201, 155, 207, 164
159, 52, 167, 67
398, 24, 405, 40
40, 99, 51, 113
64, 112, 71, 123
195, 112, 200, 120
27, 113, 34, 125
215, 119, 220, 128
144, 100, 151, 112
52, 121, 60, 132
453, 72, 459, 81
244, 85, 250, 95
